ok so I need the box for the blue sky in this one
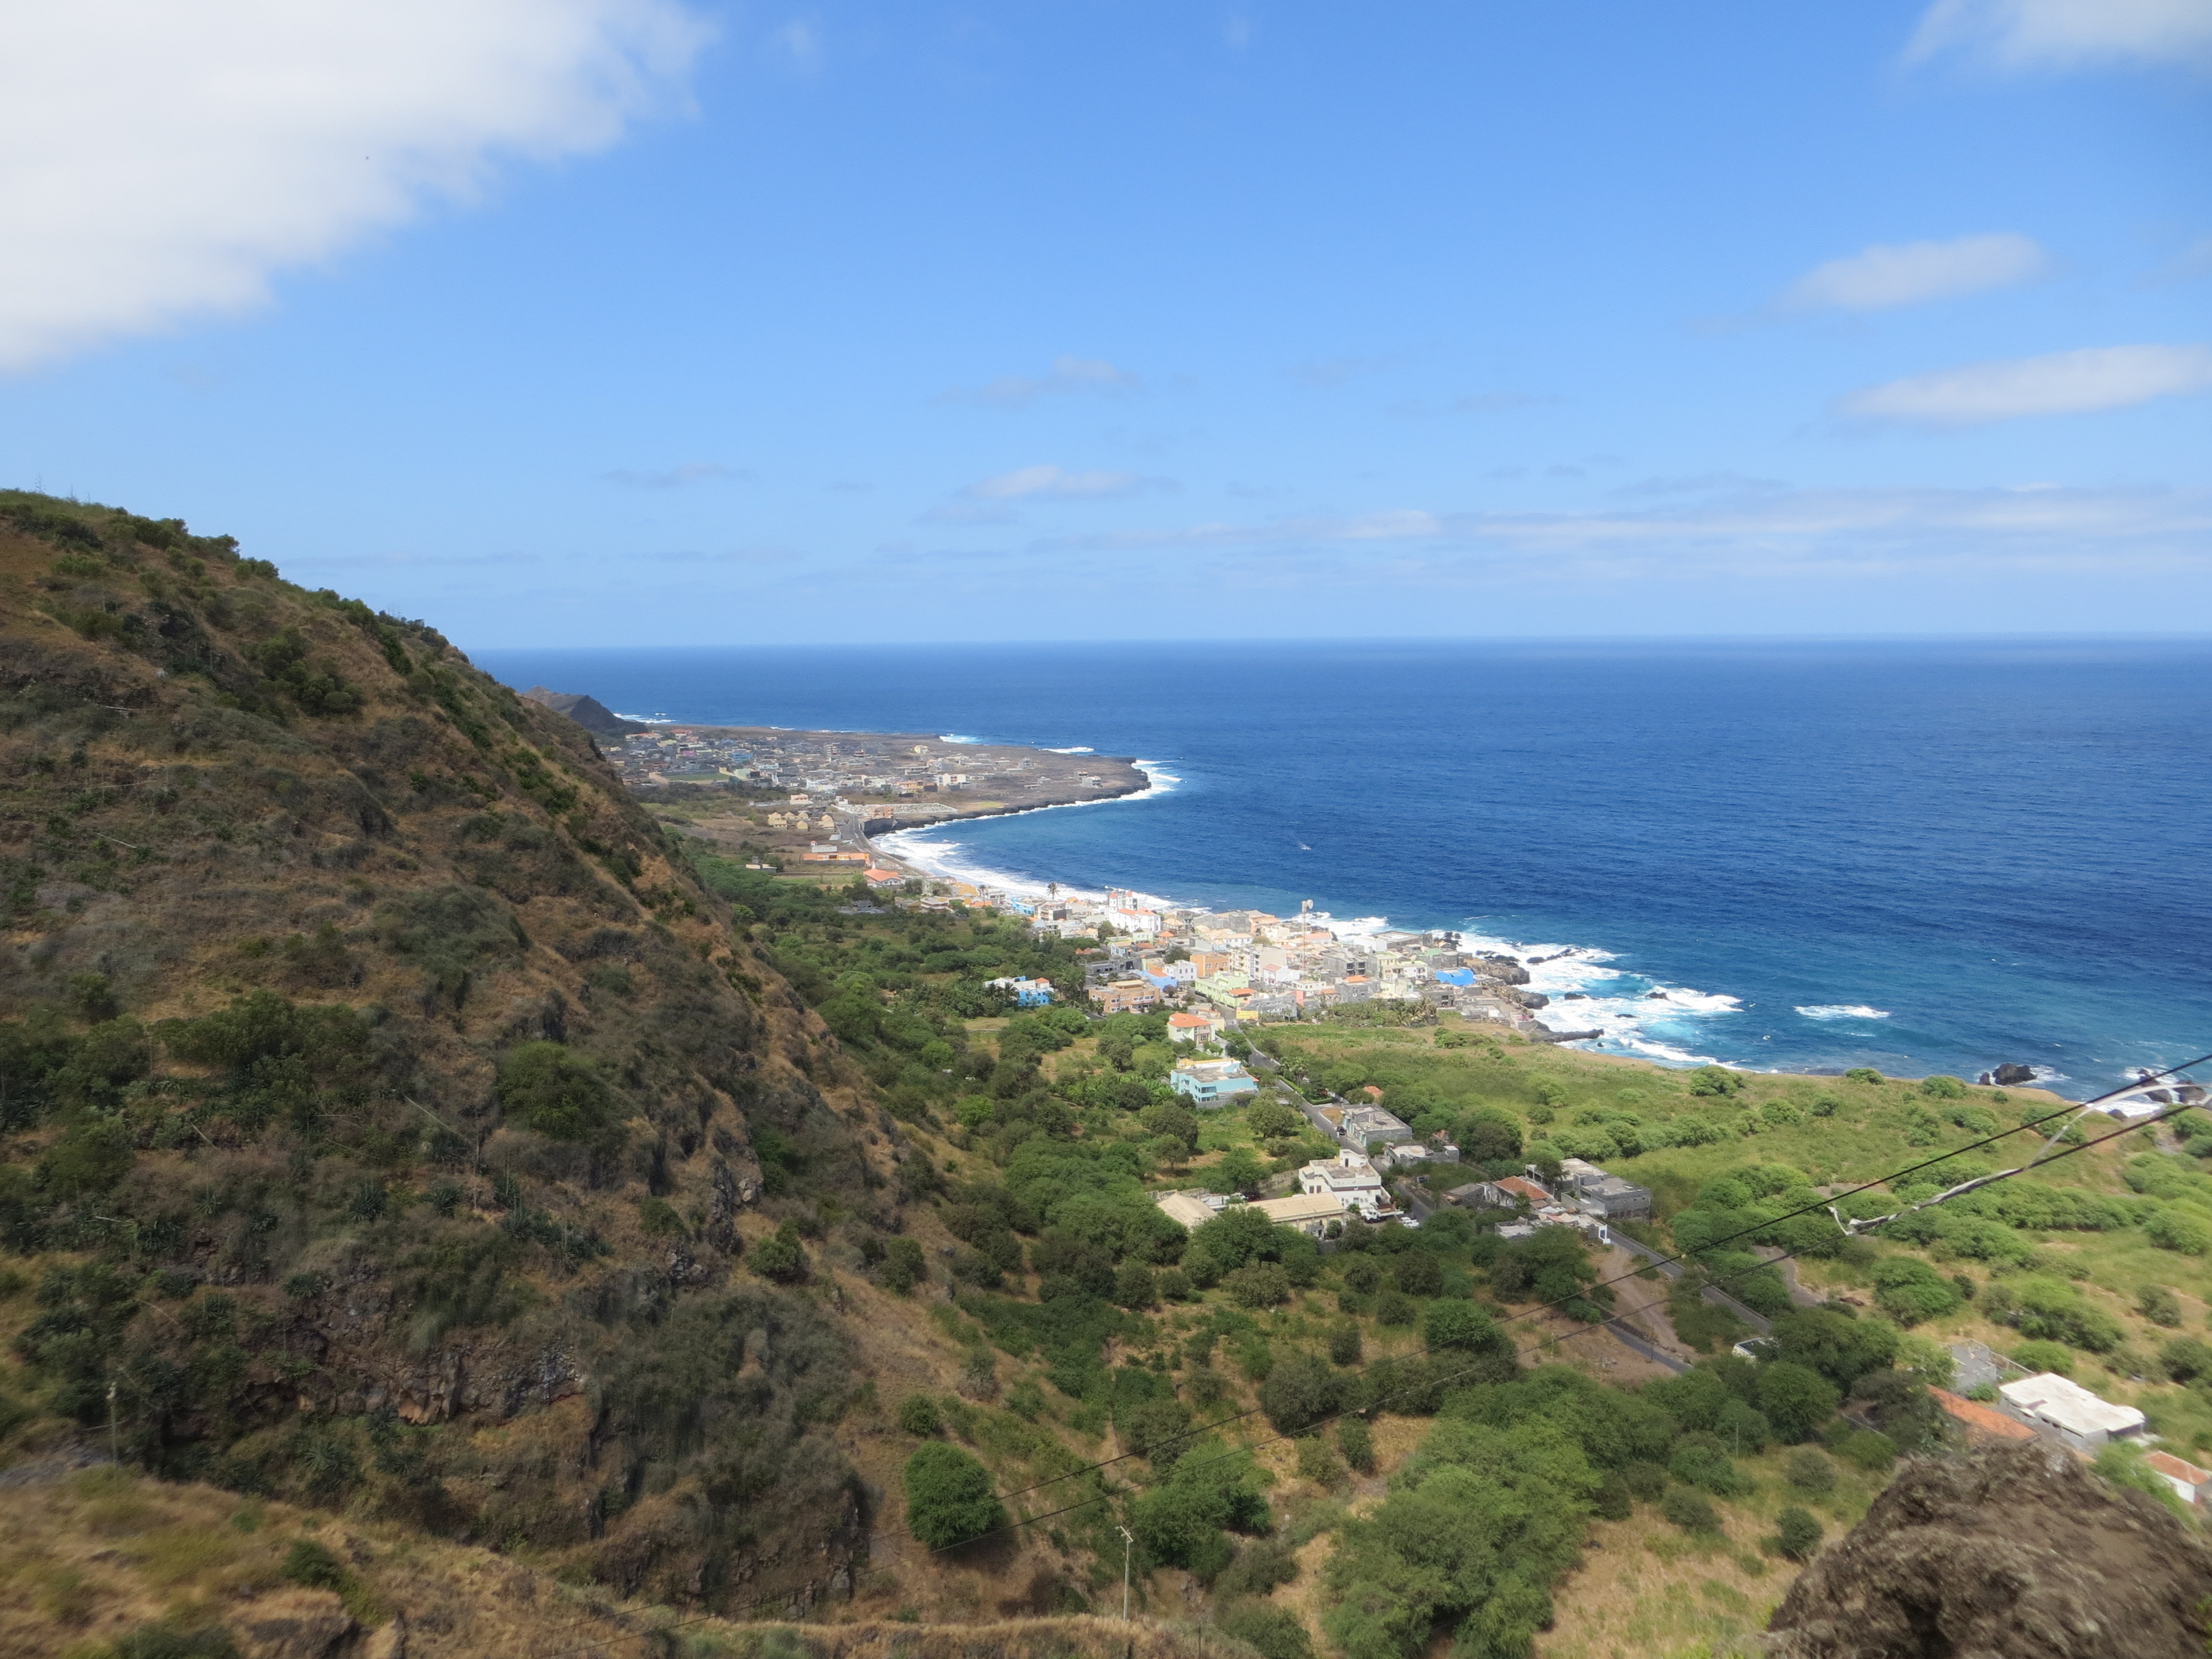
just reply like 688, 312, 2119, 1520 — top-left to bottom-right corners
2, 0, 2208, 644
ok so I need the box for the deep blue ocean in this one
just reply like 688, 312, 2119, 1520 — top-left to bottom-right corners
473, 640, 2212, 1099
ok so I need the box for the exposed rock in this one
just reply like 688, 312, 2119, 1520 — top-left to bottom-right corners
1766, 1444, 2212, 1659
1991, 1062, 2037, 1087
521, 685, 649, 736
231, 1589, 356, 1659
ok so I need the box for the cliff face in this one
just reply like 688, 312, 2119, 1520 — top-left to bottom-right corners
1766, 1444, 2212, 1659
0, 491, 904, 1608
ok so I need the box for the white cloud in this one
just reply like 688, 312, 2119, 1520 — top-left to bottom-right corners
1782, 233, 2049, 312
1028, 484, 2211, 577
0, 0, 711, 373
601, 462, 746, 488
1908, 0, 2212, 70
1838, 344, 2212, 425
963, 464, 1167, 500
945, 356, 1140, 408
773, 19, 823, 75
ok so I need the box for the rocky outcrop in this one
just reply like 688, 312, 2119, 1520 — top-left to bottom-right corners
522, 685, 648, 736
1766, 1444, 2212, 1659
1979, 1062, 2037, 1087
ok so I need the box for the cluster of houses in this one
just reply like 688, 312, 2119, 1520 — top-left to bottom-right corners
1029, 895, 1566, 1032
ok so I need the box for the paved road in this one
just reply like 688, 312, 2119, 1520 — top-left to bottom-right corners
1611, 1233, 1774, 1335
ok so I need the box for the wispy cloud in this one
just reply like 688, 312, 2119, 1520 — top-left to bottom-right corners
1289, 354, 1399, 390
1908, 0, 2212, 71
1024, 484, 2211, 579
0, 0, 713, 373
962, 463, 1172, 501
942, 355, 1140, 409
771, 18, 822, 74
1782, 233, 2049, 311
1837, 343, 2212, 425
601, 461, 747, 488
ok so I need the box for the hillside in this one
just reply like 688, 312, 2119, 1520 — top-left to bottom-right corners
4, 488, 2203, 1659
0, 490, 902, 1614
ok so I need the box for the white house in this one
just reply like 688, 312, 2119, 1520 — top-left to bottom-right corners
1997, 1373, 2148, 1454
1299, 1149, 1393, 1220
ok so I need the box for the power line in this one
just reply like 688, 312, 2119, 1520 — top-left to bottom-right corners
526, 1057, 2209, 1659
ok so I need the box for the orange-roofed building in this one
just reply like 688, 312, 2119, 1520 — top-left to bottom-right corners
1359, 1085, 1385, 1103
1928, 1387, 2036, 1448
2145, 1449, 2212, 1506
864, 868, 904, 886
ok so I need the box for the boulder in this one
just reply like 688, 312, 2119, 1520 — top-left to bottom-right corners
1767, 1443, 2212, 1659
1993, 1063, 2037, 1088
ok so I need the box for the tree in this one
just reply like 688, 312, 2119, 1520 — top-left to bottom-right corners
1757, 1362, 1840, 1442
1391, 1250, 1443, 1297
1458, 1108, 1524, 1164
903, 1442, 1006, 1548
1329, 1322, 1363, 1366
1114, 1261, 1159, 1310
1774, 1506, 1824, 1561
1259, 1350, 1343, 1434
1207, 1147, 1268, 1196
1247, 1099, 1306, 1140
1338, 1415, 1376, 1474
1225, 1261, 1293, 1308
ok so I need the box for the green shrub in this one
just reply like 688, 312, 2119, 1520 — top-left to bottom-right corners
898, 1395, 943, 1437
880, 1237, 926, 1295
749, 1220, 807, 1283
1215, 1601, 1314, 1659
637, 1197, 685, 1237
494, 1041, 619, 1143
1295, 1436, 1342, 1486
280, 1538, 346, 1590
1337, 1415, 1376, 1474
2137, 1284, 2184, 1328
1773, 1506, 1824, 1561
1844, 1068, 1883, 1085
1872, 1258, 1965, 1327
106, 1627, 242, 1659
1622, 1461, 1667, 1501
1919, 1075, 1968, 1100
1836, 1430, 1896, 1472
2146, 1206, 2212, 1256
2008, 1339, 2073, 1375
1661, 1486, 1719, 1531
2160, 1337, 2212, 1384
902, 1442, 1006, 1548
1783, 1447, 1835, 1494
1328, 1322, 1363, 1366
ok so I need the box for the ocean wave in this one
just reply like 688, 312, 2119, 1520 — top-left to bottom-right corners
1043, 745, 1094, 754
1796, 1004, 1893, 1021
939, 733, 987, 744
613, 712, 677, 724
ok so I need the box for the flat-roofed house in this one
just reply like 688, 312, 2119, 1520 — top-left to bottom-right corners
1170, 1057, 1260, 1104
1300, 1149, 1392, 1219
1154, 1191, 1220, 1230
1254, 1192, 1347, 1237
1999, 1373, 2148, 1454
1089, 978, 1157, 1015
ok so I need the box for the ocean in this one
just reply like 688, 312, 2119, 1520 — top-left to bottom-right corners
472, 639, 2212, 1100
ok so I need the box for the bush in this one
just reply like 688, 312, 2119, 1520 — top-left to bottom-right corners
1669, 1438, 1752, 1496
1224, 1261, 1294, 1309
1774, 1506, 1825, 1561
1919, 1074, 1968, 1099
280, 1538, 347, 1590
1622, 1461, 1667, 1501
898, 1395, 943, 1437
1423, 1299, 1501, 1355
1836, 1430, 1896, 1472
749, 1220, 807, 1283
1259, 1351, 1343, 1436
903, 1442, 1006, 1548
1872, 1259, 1965, 1327
1391, 1250, 1443, 1297
2138, 1284, 2184, 1328
1328, 1322, 1363, 1366
2009, 1339, 2074, 1376
2146, 1206, 2212, 1256
495, 1041, 620, 1143
2161, 1337, 2212, 1384
1337, 1415, 1376, 1474
880, 1237, 926, 1295
1783, 1447, 1836, 1494
1661, 1487, 1719, 1531
1295, 1436, 1342, 1486
1215, 1601, 1314, 1659
1375, 1289, 1417, 1327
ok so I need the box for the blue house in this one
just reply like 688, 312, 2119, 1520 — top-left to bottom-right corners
1170, 1057, 1260, 1105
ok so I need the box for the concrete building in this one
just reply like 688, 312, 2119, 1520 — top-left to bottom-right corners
1465, 1175, 1555, 1209
1154, 1191, 1223, 1230
1299, 1149, 1393, 1219
1089, 978, 1158, 1014
1254, 1192, 1347, 1238
1928, 1387, 2039, 1449
1170, 1057, 1260, 1104
1329, 1103, 1413, 1147
985, 976, 1056, 1007
1998, 1373, 2148, 1454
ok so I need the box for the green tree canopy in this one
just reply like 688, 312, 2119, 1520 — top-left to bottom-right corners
902, 1442, 1006, 1549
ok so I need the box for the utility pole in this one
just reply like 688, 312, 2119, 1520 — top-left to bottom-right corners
106, 1382, 118, 1464
1118, 1526, 1134, 1622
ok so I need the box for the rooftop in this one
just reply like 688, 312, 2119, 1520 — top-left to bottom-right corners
1254, 1193, 1347, 1226
1999, 1373, 2147, 1438
1927, 1387, 2036, 1444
